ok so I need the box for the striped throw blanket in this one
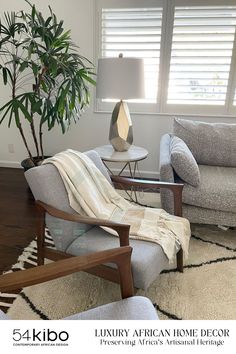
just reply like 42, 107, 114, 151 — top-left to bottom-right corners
43, 150, 191, 262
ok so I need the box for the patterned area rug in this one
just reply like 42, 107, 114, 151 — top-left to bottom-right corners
1, 192, 236, 320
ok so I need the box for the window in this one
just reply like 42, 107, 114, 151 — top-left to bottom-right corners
101, 7, 163, 104
167, 6, 236, 106
96, 0, 236, 116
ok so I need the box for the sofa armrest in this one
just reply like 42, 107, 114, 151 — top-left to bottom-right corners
159, 134, 175, 182
159, 134, 175, 214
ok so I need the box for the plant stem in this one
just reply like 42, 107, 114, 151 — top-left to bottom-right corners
12, 56, 33, 162
39, 123, 44, 159
36, 67, 47, 160
18, 123, 33, 160
30, 120, 40, 159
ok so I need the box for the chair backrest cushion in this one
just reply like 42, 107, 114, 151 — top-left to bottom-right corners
84, 150, 112, 184
173, 118, 236, 167
25, 150, 111, 251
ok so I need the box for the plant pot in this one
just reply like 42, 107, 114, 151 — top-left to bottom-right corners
21, 156, 51, 172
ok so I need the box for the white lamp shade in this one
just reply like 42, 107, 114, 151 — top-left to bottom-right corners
96, 57, 145, 100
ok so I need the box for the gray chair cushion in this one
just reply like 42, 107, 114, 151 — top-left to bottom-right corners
25, 164, 93, 251
64, 296, 158, 320
25, 150, 111, 251
66, 226, 168, 290
183, 165, 236, 212
173, 118, 236, 167
170, 136, 200, 187
85, 150, 112, 184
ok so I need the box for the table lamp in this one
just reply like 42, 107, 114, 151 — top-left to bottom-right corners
96, 54, 145, 152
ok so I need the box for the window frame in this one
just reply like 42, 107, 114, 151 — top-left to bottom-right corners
95, 0, 236, 118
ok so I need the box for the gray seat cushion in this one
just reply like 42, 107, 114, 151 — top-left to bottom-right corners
183, 204, 236, 227
66, 226, 168, 290
183, 165, 236, 212
64, 296, 158, 320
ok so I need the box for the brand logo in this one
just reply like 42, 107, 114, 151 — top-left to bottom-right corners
12, 329, 69, 346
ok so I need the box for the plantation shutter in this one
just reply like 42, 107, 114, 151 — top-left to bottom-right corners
167, 6, 236, 106
101, 7, 163, 103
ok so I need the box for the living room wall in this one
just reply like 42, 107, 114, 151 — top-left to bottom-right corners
0, 0, 235, 177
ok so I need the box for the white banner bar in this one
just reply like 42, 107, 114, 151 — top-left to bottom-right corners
0, 320, 235, 354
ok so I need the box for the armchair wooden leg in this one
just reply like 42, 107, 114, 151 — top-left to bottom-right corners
176, 248, 183, 273
37, 231, 45, 266
36, 204, 46, 266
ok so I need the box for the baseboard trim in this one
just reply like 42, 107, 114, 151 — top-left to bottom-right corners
110, 168, 160, 179
0, 161, 160, 178
0, 161, 21, 168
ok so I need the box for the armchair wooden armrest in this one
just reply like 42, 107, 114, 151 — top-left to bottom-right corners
111, 176, 184, 272
111, 176, 184, 217
0, 246, 134, 299
36, 201, 130, 247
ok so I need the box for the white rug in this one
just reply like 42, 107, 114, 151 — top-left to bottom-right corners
3, 192, 236, 320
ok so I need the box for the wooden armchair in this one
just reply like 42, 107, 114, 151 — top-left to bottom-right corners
25, 150, 184, 291
0, 246, 158, 320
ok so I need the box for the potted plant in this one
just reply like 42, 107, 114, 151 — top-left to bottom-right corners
0, 1, 95, 170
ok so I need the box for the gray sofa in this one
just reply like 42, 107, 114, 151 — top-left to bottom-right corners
160, 118, 236, 227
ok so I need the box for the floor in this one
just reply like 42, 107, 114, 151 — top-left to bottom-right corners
0, 168, 38, 273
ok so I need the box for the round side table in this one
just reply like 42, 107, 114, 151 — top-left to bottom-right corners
94, 145, 148, 178
94, 145, 148, 203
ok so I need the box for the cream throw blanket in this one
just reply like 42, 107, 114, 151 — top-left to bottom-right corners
43, 150, 191, 263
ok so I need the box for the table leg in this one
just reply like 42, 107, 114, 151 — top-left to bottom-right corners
118, 162, 129, 176
102, 160, 140, 204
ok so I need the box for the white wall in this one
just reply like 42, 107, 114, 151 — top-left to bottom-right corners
0, 0, 235, 176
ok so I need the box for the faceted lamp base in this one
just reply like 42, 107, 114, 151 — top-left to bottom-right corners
109, 100, 133, 152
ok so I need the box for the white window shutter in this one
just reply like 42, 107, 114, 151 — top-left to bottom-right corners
101, 8, 163, 103
167, 6, 236, 106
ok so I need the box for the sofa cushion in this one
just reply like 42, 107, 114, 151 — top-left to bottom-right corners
170, 136, 200, 187
66, 226, 169, 290
65, 296, 158, 320
183, 204, 236, 227
183, 165, 236, 212
173, 118, 236, 167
